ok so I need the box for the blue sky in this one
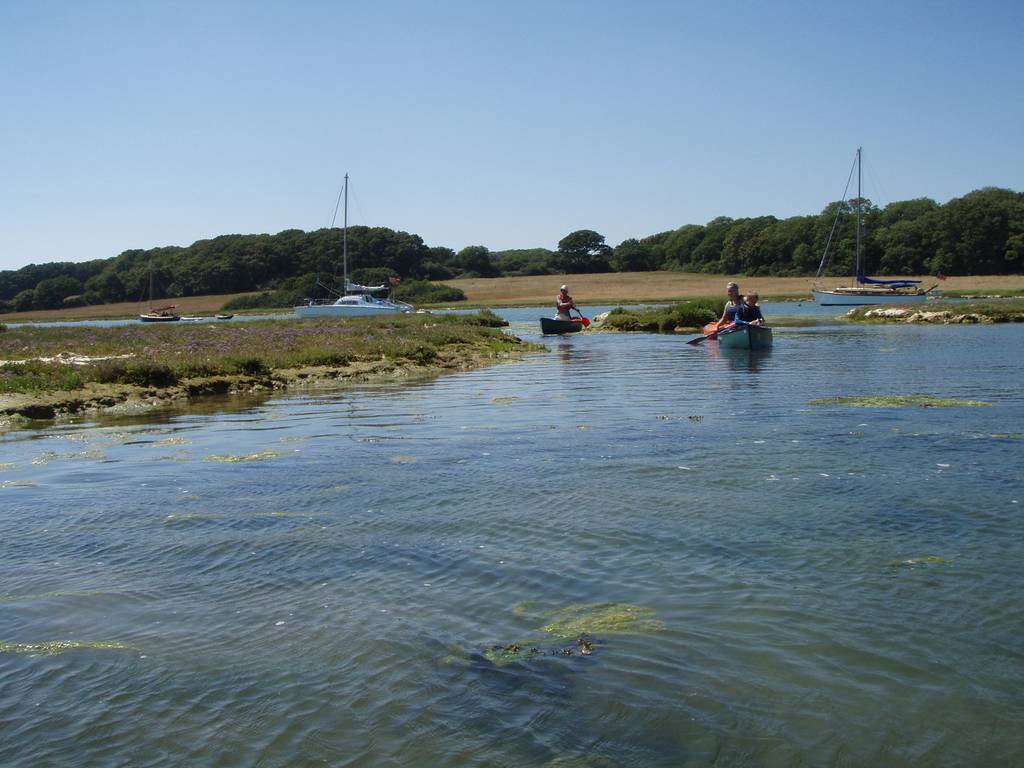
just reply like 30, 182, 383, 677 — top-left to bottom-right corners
1, 0, 1021, 272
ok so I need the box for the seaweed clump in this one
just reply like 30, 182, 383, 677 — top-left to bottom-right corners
809, 395, 992, 408
482, 602, 663, 667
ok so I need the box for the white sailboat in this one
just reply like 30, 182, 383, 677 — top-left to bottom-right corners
813, 148, 936, 306
294, 174, 414, 318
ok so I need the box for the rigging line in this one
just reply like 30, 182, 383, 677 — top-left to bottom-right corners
815, 151, 858, 278
329, 176, 346, 229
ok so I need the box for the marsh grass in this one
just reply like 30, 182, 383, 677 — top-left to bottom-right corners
0, 312, 534, 395
601, 299, 721, 332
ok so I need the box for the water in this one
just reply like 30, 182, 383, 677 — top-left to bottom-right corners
1, 319, 1022, 766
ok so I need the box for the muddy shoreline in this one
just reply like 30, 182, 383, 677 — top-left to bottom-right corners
0, 349, 530, 430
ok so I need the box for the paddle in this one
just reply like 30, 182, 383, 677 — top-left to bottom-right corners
686, 323, 736, 345
573, 309, 591, 327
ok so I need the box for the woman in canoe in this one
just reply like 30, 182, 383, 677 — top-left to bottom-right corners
714, 281, 744, 330
555, 285, 576, 320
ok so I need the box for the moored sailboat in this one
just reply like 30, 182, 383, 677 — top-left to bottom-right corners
139, 256, 180, 322
294, 174, 414, 318
813, 148, 936, 306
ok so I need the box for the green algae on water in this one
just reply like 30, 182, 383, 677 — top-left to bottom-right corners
153, 437, 188, 447
205, 450, 283, 462
31, 449, 106, 465
484, 643, 545, 666
0, 640, 133, 656
808, 395, 992, 408
540, 602, 664, 638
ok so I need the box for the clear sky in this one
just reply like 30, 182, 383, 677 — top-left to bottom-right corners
1, 0, 1021, 272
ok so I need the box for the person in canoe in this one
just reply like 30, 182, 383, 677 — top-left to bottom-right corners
555, 285, 576, 320
715, 281, 744, 330
734, 292, 765, 326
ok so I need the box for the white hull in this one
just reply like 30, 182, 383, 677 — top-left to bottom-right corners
813, 289, 930, 307
294, 298, 412, 318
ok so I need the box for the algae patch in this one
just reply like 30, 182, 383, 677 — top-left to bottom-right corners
809, 395, 992, 408
204, 450, 283, 462
31, 449, 106, 465
0, 640, 133, 656
153, 437, 188, 447
540, 602, 665, 638
482, 602, 663, 667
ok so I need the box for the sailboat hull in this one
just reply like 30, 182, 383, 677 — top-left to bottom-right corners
813, 289, 929, 306
294, 298, 412, 317
139, 312, 180, 322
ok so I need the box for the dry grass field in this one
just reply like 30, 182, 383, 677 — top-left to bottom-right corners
3, 273, 1023, 321
2, 293, 254, 322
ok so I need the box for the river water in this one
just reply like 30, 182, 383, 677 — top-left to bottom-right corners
1, 313, 1022, 767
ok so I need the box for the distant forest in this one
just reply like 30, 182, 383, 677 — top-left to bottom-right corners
2, 186, 1021, 313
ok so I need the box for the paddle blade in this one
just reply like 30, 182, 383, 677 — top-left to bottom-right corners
580, 316, 591, 327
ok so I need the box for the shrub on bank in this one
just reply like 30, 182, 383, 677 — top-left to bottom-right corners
601, 299, 720, 332
392, 279, 465, 305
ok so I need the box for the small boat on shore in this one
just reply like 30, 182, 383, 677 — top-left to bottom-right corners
540, 317, 585, 335
717, 324, 773, 350
215, 314, 234, 320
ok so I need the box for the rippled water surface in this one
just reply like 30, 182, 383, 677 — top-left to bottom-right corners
2, 318, 1023, 767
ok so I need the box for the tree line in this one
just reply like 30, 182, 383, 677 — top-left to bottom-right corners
2, 186, 1021, 313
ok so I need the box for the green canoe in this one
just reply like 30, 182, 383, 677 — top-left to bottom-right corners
717, 325, 773, 350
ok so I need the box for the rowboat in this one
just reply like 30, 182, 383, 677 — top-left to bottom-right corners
717, 324, 773, 350
540, 317, 585, 335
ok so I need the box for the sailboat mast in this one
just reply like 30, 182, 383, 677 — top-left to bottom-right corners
856, 147, 862, 283
342, 173, 349, 290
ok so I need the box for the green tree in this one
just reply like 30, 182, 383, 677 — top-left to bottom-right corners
661, 225, 705, 270
555, 230, 612, 273
610, 238, 655, 272
33, 275, 83, 309
492, 248, 555, 276
453, 245, 499, 277
689, 217, 734, 272
13, 289, 36, 312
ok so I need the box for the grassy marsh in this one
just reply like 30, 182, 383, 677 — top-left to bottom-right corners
0, 312, 541, 419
